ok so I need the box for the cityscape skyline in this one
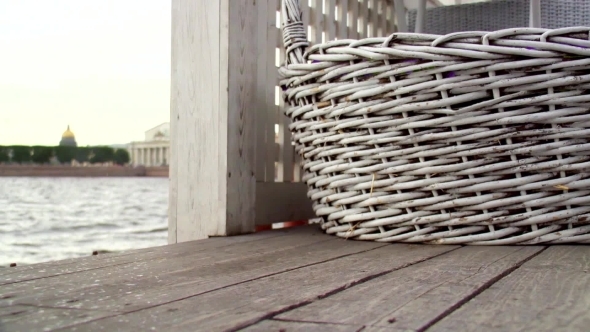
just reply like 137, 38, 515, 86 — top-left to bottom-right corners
0, 0, 170, 146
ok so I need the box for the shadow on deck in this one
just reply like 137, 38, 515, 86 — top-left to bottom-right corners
1, 225, 589, 331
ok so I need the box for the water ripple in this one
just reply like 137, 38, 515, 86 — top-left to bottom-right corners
0, 177, 168, 266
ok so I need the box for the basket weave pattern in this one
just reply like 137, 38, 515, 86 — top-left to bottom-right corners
279, 0, 590, 244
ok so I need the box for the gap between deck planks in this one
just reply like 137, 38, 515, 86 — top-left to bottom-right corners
0, 227, 295, 285
0, 226, 383, 330
1, 226, 590, 332
431, 246, 590, 332
274, 245, 545, 331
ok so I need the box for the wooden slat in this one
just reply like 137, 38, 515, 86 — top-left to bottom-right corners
349, 0, 359, 39
256, 0, 269, 182
314, 0, 323, 44
301, 0, 310, 39
386, 0, 394, 34
380, 0, 388, 36
431, 246, 590, 332
393, 0, 407, 32
0, 228, 384, 312
0, 229, 293, 285
168, 69, 178, 244
379, 0, 385, 36
276, 245, 544, 330
242, 319, 363, 331
327, 0, 336, 40
308, 0, 316, 44
0, 305, 112, 332
52, 243, 455, 331
170, 0, 258, 240
369, 0, 377, 37
255, 182, 315, 225
277, 6, 294, 182
338, 0, 348, 39
360, 0, 368, 38
414, 0, 426, 33
267, 0, 278, 181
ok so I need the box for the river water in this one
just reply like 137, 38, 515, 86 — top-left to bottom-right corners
0, 177, 168, 266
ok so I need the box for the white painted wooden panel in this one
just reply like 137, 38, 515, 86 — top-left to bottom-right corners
249, 0, 408, 228
170, 0, 258, 242
170, 0, 415, 239
254, 0, 404, 186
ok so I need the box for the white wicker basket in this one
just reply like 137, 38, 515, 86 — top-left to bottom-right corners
278, 0, 590, 245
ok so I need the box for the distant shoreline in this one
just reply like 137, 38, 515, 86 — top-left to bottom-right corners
0, 165, 169, 178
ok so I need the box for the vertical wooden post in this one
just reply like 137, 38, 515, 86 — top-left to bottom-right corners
170, 0, 258, 243
393, 0, 408, 33
529, 0, 541, 28
414, 0, 426, 33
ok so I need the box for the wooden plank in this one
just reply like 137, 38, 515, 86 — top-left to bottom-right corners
360, 0, 368, 38
386, 0, 394, 34
268, 0, 279, 181
315, 0, 324, 43
170, 0, 258, 241
276, 246, 544, 331
224, 0, 258, 235
242, 319, 363, 331
255, 182, 315, 225
256, 0, 269, 182
168, 82, 178, 243
414, 0, 426, 33
276, 0, 293, 183
381, 0, 389, 36
0, 228, 384, 312
55, 244, 456, 331
0, 305, 113, 332
369, 0, 377, 37
0, 225, 335, 304
393, 0, 407, 32
338, 0, 348, 39
302, 0, 310, 40
327, 0, 336, 40
0, 228, 293, 285
431, 246, 590, 332
348, 0, 357, 39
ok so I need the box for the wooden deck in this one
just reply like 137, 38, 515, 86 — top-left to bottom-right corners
1, 225, 589, 332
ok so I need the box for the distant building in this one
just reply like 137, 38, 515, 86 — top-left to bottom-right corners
128, 122, 169, 166
59, 125, 77, 147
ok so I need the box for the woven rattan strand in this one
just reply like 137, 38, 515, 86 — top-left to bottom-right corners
279, 0, 590, 245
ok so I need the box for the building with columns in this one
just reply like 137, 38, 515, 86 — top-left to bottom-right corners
128, 122, 170, 166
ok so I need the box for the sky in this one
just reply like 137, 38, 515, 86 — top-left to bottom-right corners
0, 0, 171, 146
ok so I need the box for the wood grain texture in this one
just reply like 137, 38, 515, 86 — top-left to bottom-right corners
225, 0, 258, 235
0, 227, 292, 285
170, 0, 257, 241
0, 227, 336, 311
5, 226, 586, 332
0, 305, 112, 332
242, 319, 363, 332
431, 246, 590, 332
255, 0, 268, 183
57, 243, 455, 331
277, 246, 544, 331
276, 0, 294, 183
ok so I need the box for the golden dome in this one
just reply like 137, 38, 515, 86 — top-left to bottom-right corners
62, 125, 75, 139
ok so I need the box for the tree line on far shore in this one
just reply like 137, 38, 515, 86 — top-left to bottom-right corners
0, 145, 130, 165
